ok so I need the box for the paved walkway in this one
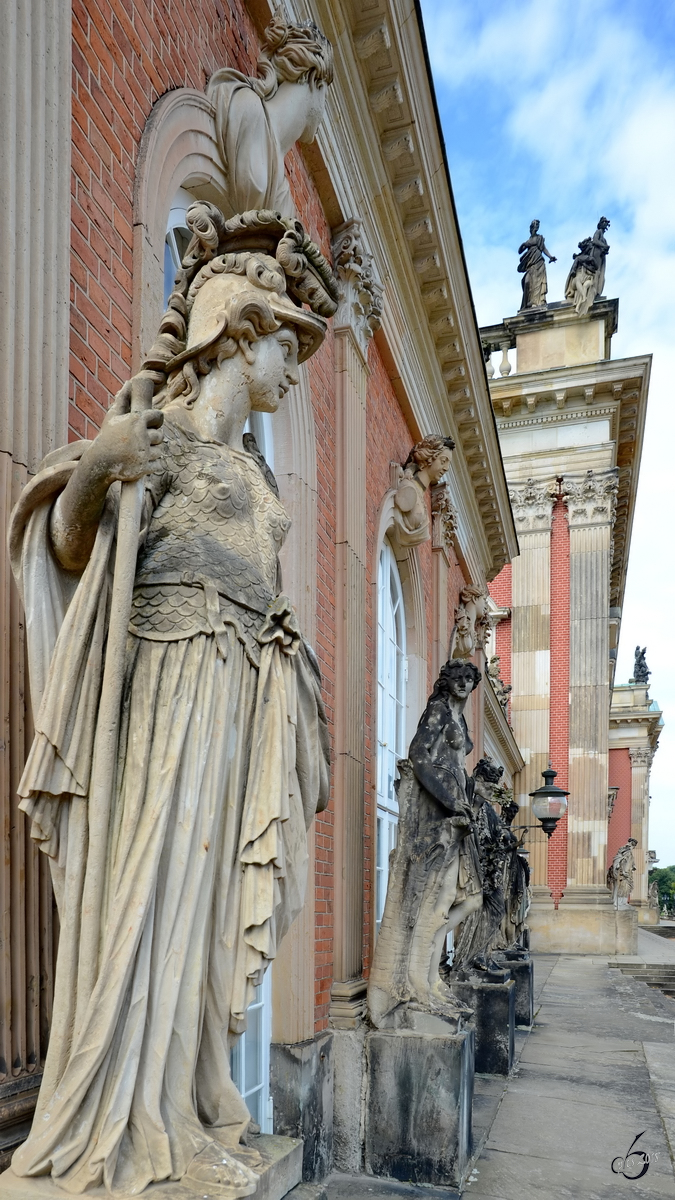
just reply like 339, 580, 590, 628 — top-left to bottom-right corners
465, 953, 675, 1199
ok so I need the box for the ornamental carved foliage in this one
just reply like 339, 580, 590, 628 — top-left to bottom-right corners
561, 468, 619, 528
629, 746, 653, 768
508, 477, 558, 533
430, 481, 458, 554
332, 219, 383, 354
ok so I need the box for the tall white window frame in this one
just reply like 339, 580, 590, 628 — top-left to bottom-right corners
163, 192, 274, 1130
376, 539, 407, 935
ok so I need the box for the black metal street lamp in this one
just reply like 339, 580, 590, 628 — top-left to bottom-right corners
529, 766, 569, 838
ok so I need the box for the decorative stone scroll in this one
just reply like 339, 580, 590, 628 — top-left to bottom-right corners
430, 481, 458, 555
508, 477, 558, 533
562, 468, 619, 528
332, 219, 383, 357
450, 583, 490, 659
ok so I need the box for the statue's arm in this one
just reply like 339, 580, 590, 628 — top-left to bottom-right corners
50, 381, 164, 572
542, 242, 557, 262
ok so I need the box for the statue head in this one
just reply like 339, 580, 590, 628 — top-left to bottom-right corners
628, 838, 638, 847
598, 216, 610, 232
404, 435, 455, 486
145, 205, 339, 412
474, 757, 504, 785
530, 219, 540, 235
431, 658, 481, 702
257, 18, 334, 141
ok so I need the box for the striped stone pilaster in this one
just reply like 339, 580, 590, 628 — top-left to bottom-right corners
508, 479, 558, 887
563, 469, 619, 890
629, 747, 652, 907
330, 223, 381, 1020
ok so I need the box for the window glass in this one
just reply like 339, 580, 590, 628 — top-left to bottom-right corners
230, 970, 273, 1133
376, 540, 407, 935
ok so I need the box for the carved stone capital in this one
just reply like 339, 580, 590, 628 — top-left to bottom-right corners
562, 469, 619, 528
430, 482, 458, 556
508, 478, 558, 534
332, 219, 383, 357
629, 746, 653, 768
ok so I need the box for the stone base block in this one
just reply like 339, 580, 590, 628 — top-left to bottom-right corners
364, 1027, 474, 1189
637, 908, 660, 926
0, 1136, 302, 1200
331, 1026, 366, 1174
528, 890, 638, 954
495, 956, 534, 1027
270, 1032, 333, 1181
449, 979, 515, 1075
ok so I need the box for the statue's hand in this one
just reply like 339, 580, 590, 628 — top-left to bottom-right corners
90, 379, 164, 485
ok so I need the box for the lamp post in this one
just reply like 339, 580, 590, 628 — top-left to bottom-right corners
528, 766, 569, 838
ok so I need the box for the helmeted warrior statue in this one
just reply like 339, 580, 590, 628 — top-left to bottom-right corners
7, 205, 338, 1197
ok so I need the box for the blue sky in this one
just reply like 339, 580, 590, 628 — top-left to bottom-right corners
418, 0, 675, 865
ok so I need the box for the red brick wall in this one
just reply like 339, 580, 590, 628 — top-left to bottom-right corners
489, 564, 512, 688
548, 496, 570, 904
608, 747, 632, 865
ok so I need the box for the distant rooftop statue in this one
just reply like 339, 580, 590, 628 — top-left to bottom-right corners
633, 645, 651, 685
517, 219, 556, 311
564, 216, 610, 316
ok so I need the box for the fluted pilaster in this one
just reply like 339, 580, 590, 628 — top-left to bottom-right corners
629, 747, 652, 905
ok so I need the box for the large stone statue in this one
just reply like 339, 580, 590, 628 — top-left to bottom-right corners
493, 788, 531, 953
368, 659, 483, 1031
450, 759, 517, 976
208, 18, 333, 219
607, 839, 638, 909
392, 435, 455, 547
5, 206, 338, 1197
517, 219, 556, 310
564, 216, 610, 316
633, 645, 651, 685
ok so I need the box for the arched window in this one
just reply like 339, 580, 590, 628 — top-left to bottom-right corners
163, 187, 193, 307
376, 540, 407, 935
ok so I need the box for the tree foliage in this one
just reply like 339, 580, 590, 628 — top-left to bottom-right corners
649, 866, 675, 910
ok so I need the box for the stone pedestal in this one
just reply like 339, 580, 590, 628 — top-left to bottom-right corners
0, 1136, 302, 1200
528, 886, 638, 953
501, 957, 534, 1027
449, 979, 515, 1075
270, 1032, 333, 1182
364, 1028, 474, 1189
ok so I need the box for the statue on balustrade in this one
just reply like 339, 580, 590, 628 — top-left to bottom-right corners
368, 659, 483, 1031
517, 219, 556, 310
633, 645, 651, 685
6, 205, 338, 1197
448, 758, 518, 977
607, 839, 638, 909
565, 216, 610, 316
209, 17, 334, 219
392, 434, 455, 547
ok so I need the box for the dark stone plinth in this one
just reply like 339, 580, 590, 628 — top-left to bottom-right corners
509, 957, 534, 1026
270, 1032, 333, 1181
364, 1028, 474, 1189
449, 978, 515, 1075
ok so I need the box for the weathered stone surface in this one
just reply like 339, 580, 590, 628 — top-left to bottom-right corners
331, 1027, 366, 1174
529, 894, 637, 953
449, 979, 515, 1075
0, 1136, 303, 1200
364, 1029, 474, 1188
270, 1033, 333, 1182
506, 957, 534, 1026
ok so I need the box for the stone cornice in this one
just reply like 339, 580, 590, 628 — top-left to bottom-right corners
508, 477, 558, 534
277, 0, 518, 580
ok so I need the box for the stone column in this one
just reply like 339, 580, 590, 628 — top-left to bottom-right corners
330, 222, 382, 1024
508, 479, 557, 888
562, 469, 618, 892
430, 483, 458, 679
629, 747, 652, 910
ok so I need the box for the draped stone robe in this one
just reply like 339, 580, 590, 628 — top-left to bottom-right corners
8, 414, 329, 1194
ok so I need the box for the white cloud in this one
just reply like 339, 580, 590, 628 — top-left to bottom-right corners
421, 0, 675, 861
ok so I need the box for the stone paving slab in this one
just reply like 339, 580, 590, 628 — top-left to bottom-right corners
324, 1174, 458, 1199
464, 1147, 675, 1199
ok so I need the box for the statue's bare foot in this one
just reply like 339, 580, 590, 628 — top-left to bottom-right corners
185, 1143, 259, 1196
430, 979, 473, 1017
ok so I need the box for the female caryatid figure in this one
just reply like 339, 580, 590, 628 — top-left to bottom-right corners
517, 219, 556, 310
8, 206, 338, 1197
368, 659, 483, 1031
209, 17, 334, 219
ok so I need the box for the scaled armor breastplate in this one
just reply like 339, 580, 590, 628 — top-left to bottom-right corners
130, 417, 291, 663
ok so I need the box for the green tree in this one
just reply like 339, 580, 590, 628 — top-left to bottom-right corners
649, 866, 675, 912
